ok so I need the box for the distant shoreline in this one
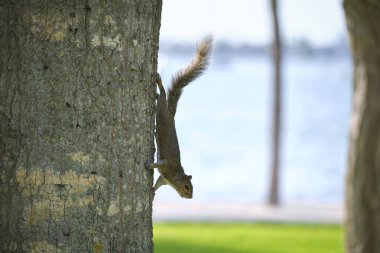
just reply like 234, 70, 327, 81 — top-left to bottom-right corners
159, 39, 350, 59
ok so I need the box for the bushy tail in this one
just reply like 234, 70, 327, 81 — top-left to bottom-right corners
168, 35, 213, 117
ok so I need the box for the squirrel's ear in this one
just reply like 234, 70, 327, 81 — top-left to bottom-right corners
188, 175, 192, 180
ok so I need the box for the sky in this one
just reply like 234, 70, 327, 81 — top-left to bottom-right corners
160, 0, 347, 46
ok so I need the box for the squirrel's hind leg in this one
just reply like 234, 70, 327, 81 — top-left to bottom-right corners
156, 73, 166, 95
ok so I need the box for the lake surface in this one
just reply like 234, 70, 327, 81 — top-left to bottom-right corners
154, 53, 353, 205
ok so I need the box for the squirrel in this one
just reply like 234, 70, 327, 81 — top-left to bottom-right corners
149, 35, 213, 198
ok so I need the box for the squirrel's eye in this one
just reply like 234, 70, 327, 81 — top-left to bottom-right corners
184, 185, 190, 191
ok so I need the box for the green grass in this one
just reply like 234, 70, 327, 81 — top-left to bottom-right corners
154, 223, 343, 253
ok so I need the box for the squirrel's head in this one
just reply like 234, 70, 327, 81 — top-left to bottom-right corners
175, 174, 193, 199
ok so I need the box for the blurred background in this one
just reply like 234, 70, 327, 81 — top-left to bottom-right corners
153, 0, 352, 223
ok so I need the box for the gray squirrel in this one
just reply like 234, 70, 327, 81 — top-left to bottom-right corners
149, 36, 213, 198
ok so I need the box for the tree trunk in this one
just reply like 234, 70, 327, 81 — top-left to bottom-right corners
344, 1, 380, 253
0, 0, 161, 252
268, 0, 282, 206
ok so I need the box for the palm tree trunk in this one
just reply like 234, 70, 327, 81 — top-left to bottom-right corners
0, 1, 161, 252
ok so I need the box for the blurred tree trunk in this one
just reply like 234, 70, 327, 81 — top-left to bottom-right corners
344, 1, 380, 253
268, 0, 282, 206
0, 0, 161, 252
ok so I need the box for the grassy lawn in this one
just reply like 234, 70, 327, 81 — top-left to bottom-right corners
154, 223, 343, 253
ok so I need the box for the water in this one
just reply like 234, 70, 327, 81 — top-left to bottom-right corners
155, 53, 353, 205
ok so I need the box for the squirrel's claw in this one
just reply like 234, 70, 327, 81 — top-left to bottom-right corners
144, 161, 153, 170
156, 73, 162, 82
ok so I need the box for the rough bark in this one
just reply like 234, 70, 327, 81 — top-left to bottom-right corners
0, 0, 161, 252
268, 0, 282, 206
344, 0, 380, 252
